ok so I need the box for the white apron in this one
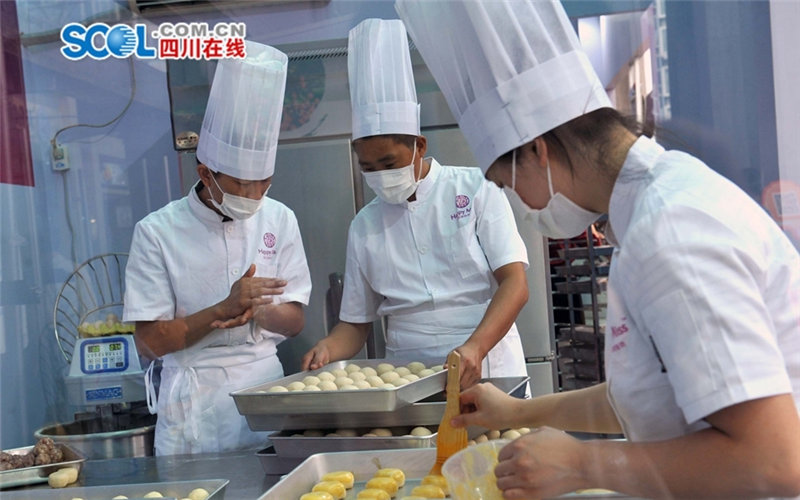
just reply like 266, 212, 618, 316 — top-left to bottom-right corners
147, 340, 282, 456
385, 301, 528, 381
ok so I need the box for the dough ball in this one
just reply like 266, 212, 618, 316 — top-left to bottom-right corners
331, 368, 349, 378
303, 429, 325, 437
354, 380, 372, 390
348, 371, 367, 382
410, 484, 446, 498
468, 439, 476, 446
345, 363, 362, 373
379, 371, 400, 383
317, 371, 336, 382
356, 489, 390, 500
406, 361, 426, 374
430, 365, 445, 372
395, 366, 411, 377
391, 377, 410, 387
365, 477, 399, 496
369, 428, 393, 437
287, 381, 307, 391
376, 363, 395, 375
501, 429, 522, 440
333, 376, 354, 388
112, 497, 128, 500
375, 467, 406, 487
339, 384, 359, 391
417, 368, 435, 377
335, 429, 358, 437
300, 493, 335, 500
318, 380, 338, 391
304, 385, 321, 391
366, 375, 385, 387
312, 480, 346, 500
474, 434, 488, 443
410, 426, 432, 436
517, 427, 532, 435
189, 486, 210, 498
322, 470, 355, 489
362, 433, 378, 437
266, 385, 288, 393
487, 429, 501, 440
404, 373, 420, 382
421, 474, 449, 495
143, 492, 163, 498
303, 376, 321, 386
48, 467, 78, 488
361, 366, 378, 377
379, 384, 396, 390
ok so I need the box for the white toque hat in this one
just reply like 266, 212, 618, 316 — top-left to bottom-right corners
395, 0, 612, 172
197, 41, 287, 180
348, 18, 420, 141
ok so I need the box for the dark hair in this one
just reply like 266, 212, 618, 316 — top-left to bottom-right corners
352, 134, 417, 151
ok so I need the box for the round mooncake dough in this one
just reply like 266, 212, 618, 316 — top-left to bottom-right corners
376, 363, 395, 375
517, 427, 532, 435
410, 426, 433, 436
395, 366, 411, 377
379, 371, 400, 383
366, 375, 385, 387
331, 368, 349, 378
403, 373, 420, 382
379, 384, 395, 390
391, 377, 410, 387
300, 493, 334, 500
369, 428, 393, 437
501, 429, 522, 440
421, 474, 449, 495
348, 371, 367, 382
303, 376, 321, 386
333, 377, 355, 388
188, 488, 210, 500
410, 484, 446, 498
356, 489, 390, 500
287, 381, 307, 391
354, 380, 372, 390
345, 363, 362, 373
312, 480, 346, 500
416, 368, 435, 377
430, 365, 445, 372
317, 371, 336, 382
304, 385, 321, 391
375, 467, 406, 487
112, 497, 128, 500
339, 384, 359, 391
266, 385, 289, 393
365, 477, 399, 496
487, 429, 501, 440
318, 380, 338, 391
406, 361, 426, 374
143, 492, 163, 498
334, 429, 358, 437
361, 366, 378, 377
474, 434, 488, 443
321, 470, 355, 489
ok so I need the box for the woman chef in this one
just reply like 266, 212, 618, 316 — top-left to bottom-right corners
397, 0, 800, 498
301, 19, 530, 389
123, 41, 312, 456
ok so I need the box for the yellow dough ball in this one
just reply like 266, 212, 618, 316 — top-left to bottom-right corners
421, 475, 449, 495
517, 427, 532, 435
369, 428, 393, 437
331, 368, 349, 378
406, 361, 426, 374
266, 385, 288, 393
361, 366, 378, 377
416, 368, 435, 377
312, 480, 346, 500
395, 366, 411, 377
304, 385, 322, 391
112, 497, 128, 500
287, 381, 307, 391
303, 375, 322, 386
143, 492, 163, 498
48, 467, 78, 488
300, 493, 334, 500
501, 429, 522, 440
429, 365, 445, 372
374, 467, 406, 487
188, 488, 210, 500
410, 426, 432, 436
357, 489, 391, 500
410, 484, 446, 498
318, 380, 338, 391
398, 497, 427, 500
380, 371, 400, 383
366, 375, 385, 387
379, 383, 396, 390
376, 363, 395, 374
335, 429, 358, 438
349, 371, 367, 382
391, 377, 410, 387
339, 384, 360, 391
354, 380, 373, 390
317, 371, 336, 382
404, 374, 420, 382
365, 476, 399, 496
334, 376, 355, 388
345, 363, 362, 373
475, 434, 488, 443
321, 470, 355, 489
487, 430, 501, 440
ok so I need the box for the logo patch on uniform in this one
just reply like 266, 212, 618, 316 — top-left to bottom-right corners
263, 232, 276, 248
455, 194, 470, 208
451, 194, 472, 220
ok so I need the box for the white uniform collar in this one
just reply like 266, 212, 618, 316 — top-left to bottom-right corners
406, 157, 441, 207
188, 181, 229, 223
608, 136, 666, 246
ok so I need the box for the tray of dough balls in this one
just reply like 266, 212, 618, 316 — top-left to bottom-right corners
258, 447, 452, 500
232, 359, 446, 417
0, 438, 86, 489
0, 478, 228, 500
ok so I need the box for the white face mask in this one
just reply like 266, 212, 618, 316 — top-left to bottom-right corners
504, 149, 602, 239
362, 141, 420, 204
208, 174, 266, 220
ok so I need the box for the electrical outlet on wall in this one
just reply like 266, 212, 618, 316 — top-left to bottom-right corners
52, 144, 69, 171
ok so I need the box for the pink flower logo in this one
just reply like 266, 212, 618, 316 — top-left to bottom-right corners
263, 232, 276, 248
455, 195, 470, 209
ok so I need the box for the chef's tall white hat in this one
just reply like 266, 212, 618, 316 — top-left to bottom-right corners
348, 18, 420, 140
395, 0, 611, 172
197, 41, 287, 180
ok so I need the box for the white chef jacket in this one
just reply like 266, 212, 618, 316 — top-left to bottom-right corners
604, 136, 800, 443
123, 182, 311, 455
340, 158, 529, 379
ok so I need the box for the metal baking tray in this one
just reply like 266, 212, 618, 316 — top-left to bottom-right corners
243, 375, 528, 431
0, 478, 229, 499
269, 425, 439, 458
232, 359, 447, 416
0, 443, 86, 489
258, 448, 630, 499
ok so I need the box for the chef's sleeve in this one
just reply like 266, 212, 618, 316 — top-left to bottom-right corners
474, 179, 529, 271
338, 225, 381, 323
122, 222, 176, 322
275, 211, 312, 306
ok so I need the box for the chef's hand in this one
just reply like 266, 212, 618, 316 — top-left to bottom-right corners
302, 344, 331, 371
495, 427, 587, 499
213, 264, 286, 328
451, 382, 523, 430
454, 343, 483, 388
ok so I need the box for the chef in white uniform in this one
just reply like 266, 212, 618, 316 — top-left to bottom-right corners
123, 41, 312, 456
301, 19, 530, 388
398, 0, 800, 498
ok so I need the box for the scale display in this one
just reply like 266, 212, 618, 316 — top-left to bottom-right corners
79, 337, 130, 374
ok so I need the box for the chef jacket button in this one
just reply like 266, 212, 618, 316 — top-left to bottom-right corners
231, 268, 239, 276
226, 226, 233, 234
419, 246, 428, 254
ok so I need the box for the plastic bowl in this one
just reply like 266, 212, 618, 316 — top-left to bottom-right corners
442, 439, 511, 500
